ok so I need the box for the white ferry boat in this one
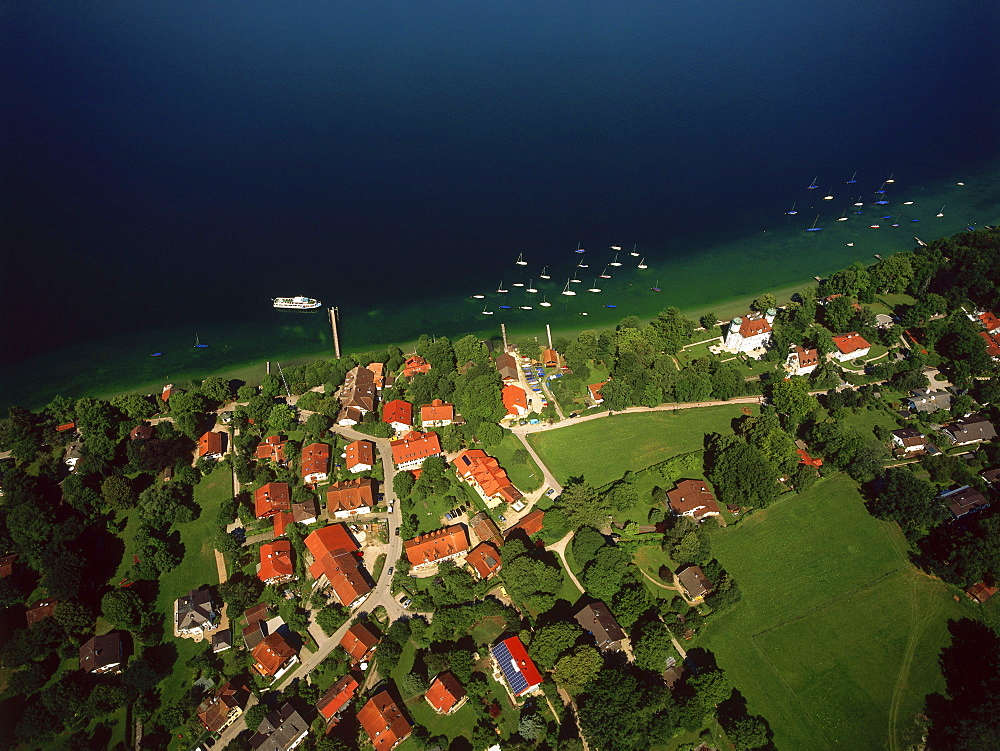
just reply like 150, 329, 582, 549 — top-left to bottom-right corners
272, 296, 321, 310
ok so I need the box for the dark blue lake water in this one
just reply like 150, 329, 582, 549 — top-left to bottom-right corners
2, 1, 998, 406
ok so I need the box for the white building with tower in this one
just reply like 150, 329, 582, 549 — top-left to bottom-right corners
721, 309, 775, 355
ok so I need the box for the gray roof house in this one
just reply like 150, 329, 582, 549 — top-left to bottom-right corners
575, 602, 627, 651
677, 565, 714, 603
248, 703, 310, 751
941, 417, 998, 446
939, 486, 991, 520
176, 589, 219, 635
903, 389, 952, 414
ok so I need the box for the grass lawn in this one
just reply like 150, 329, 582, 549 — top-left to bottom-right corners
528, 406, 748, 487
697, 473, 965, 751
487, 432, 543, 493
831, 405, 902, 438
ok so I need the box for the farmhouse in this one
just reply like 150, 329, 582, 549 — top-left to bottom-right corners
327, 477, 376, 518
502, 384, 529, 417
678, 565, 714, 604
305, 525, 372, 607
404, 526, 470, 569
357, 690, 412, 751
504, 509, 545, 541
301, 442, 331, 484
344, 439, 376, 473
666, 480, 721, 521
588, 382, 607, 405
966, 582, 998, 604
470, 511, 504, 548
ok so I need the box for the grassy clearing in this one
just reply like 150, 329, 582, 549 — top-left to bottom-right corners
697, 474, 964, 751
487, 432, 543, 493
831, 405, 902, 437
528, 407, 747, 487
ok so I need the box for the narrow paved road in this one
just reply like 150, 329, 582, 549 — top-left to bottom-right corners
545, 532, 584, 593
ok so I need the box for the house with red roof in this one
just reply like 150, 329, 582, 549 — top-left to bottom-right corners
402, 355, 431, 378
25, 599, 59, 627
327, 478, 376, 518
666, 479, 721, 520
272, 510, 293, 538
588, 381, 608, 405
980, 331, 1000, 359
161, 384, 174, 403
198, 431, 225, 459
491, 636, 542, 698
785, 346, 820, 376
258, 541, 295, 584
129, 424, 153, 441
56, 422, 76, 432
404, 526, 470, 569
305, 525, 371, 607
255, 482, 291, 519
503, 509, 545, 541
452, 449, 523, 507
421, 399, 455, 428
974, 310, 1000, 335
465, 542, 502, 580
344, 439, 376, 473
426, 672, 467, 715
301, 442, 331, 484
502, 384, 529, 417
317, 673, 359, 726
390, 431, 442, 471
831, 332, 872, 361
722, 310, 775, 354
340, 622, 380, 664
382, 399, 414, 433
357, 689, 412, 751
251, 632, 298, 679
256, 435, 288, 463
966, 582, 998, 604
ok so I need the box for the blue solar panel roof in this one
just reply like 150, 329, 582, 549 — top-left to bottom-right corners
491, 641, 528, 695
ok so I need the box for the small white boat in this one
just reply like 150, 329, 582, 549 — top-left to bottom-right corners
273, 296, 321, 310
526, 280, 538, 293
539, 296, 552, 307
629, 244, 639, 257
561, 279, 576, 296
497, 281, 508, 293
786, 202, 798, 215
823, 188, 834, 200
637, 257, 648, 269
515, 253, 527, 266
577, 259, 589, 268
519, 304, 533, 310
570, 272, 582, 284
481, 306, 494, 315
903, 201, 914, 205
599, 266, 611, 279
846, 242, 854, 247
609, 252, 622, 267
936, 205, 945, 217
837, 209, 848, 222
885, 173, 895, 184
472, 294, 485, 299
512, 281, 525, 287
539, 266, 551, 279
588, 279, 602, 293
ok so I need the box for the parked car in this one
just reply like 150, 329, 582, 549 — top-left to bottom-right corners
546, 488, 555, 495
388, 567, 393, 575
498, 514, 506, 522
394, 528, 400, 536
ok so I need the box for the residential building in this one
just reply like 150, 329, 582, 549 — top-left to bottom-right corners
466, 542, 502, 580
198, 431, 225, 459
903, 389, 953, 414
80, 632, 124, 674
504, 509, 544, 541
258, 541, 295, 584
390, 430, 442, 471
785, 346, 819, 376
588, 382, 607, 405
891, 428, 926, 454
25, 598, 58, 627
831, 332, 872, 361
426, 672, 467, 715
972, 310, 1000, 335
574, 602, 627, 651
496, 353, 519, 384
292, 498, 319, 525
982, 467, 1000, 488
941, 416, 998, 446
64, 443, 83, 472
666, 480, 721, 521
678, 565, 714, 603
129, 424, 154, 441
357, 690, 412, 751
421, 399, 455, 428
317, 673, 359, 725
340, 622, 380, 664
272, 509, 294, 538
0, 554, 17, 579
248, 703, 310, 751
344, 439, 376, 473
212, 629, 233, 653
542, 348, 560, 368
491, 636, 542, 698
981, 331, 1000, 359
501, 384, 530, 417
368, 361, 391, 390
301, 442, 331, 484
402, 355, 432, 378
256, 435, 288, 463
721, 310, 775, 354
966, 582, 999, 604
305, 525, 372, 607
197, 680, 249, 733
470, 512, 504, 548
251, 632, 298, 678
255, 482, 292, 519
176, 589, 219, 635
404, 526, 470, 569
452, 449, 523, 506
940, 486, 991, 520
327, 478, 377, 518
382, 400, 414, 433
337, 366, 378, 426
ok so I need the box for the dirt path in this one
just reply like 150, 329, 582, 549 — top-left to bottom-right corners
640, 569, 679, 592
545, 532, 584, 594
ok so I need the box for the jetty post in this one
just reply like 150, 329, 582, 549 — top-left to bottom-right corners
328, 307, 342, 359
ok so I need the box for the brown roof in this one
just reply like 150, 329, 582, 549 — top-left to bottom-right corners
255, 435, 287, 462
793, 346, 819, 368
542, 348, 560, 366
301, 443, 331, 480
944, 486, 991, 519
426, 672, 466, 714
340, 623, 380, 663
345, 440, 376, 470
317, 673, 359, 721
339, 366, 378, 413
738, 314, 772, 337
80, 632, 123, 673
327, 478, 377, 515
574, 602, 627, 650
943, 417, 998, 445
466, 542, 502, 580
0, 554, 16, 578
404, 526, 470, 567
129, 424, 154, 440
966, 582, 998, 604
891, 428, 926, 450
292, 498, 319, 524
504, 509, 544, 540
252, 632, 297, 677
254, 482, 291, 518
666, 479, 721, 519
678, 566, 713, 600
25, 599, 59, 627
357, 690, 412, 751
496, 353, 519, 382
197, 680, 249, 733
470, 512, 503, 547
982, 467, 1000, 486
198, 431, 224, 457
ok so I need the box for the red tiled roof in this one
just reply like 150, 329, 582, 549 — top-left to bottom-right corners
390, 431, 442, 467
327, 478, 377, 514
542, 348, 559, 366
199, 431, 224, 457
452, 449, 523, 504
404, 525, 470, 567
317, 673, 359, 721
493, 636, 543, 696
832, 331, 871, 355
345, 440, 375, 470
979, 311, 1000, 333
258, 540, 294, 583
502, 384, 529, 415
252, 632, 296, 677
466, 542, 502, 580
588, 382, 608, 402
426, 672, 466, 714
794, 346, 819, 368
340, 623, 380, 663
256, 435, 287, 462
301, 443, 330, 480
795, 448, 823, 467
129, 424, 153, 440
382, 399, 413, 427
402, 355, 431, 378
272, 509, 293, 538
305, 525, 370, 605
505, 509, 545, 539
421, 399, 454, 423
56, 422, 76, 432
739, 315, 772, 337
980, 332, 1000, 357
254, 482, 291, 519
966, 582, 998, 604
666, 480, 721, 519
357, 690, 412, 751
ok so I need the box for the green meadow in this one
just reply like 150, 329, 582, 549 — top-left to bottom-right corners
698, 474, 965, 751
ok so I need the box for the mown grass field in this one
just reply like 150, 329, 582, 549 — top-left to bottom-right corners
487, 432, 543, 492
697, 474, 964, 751
528, 406, 748, 487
